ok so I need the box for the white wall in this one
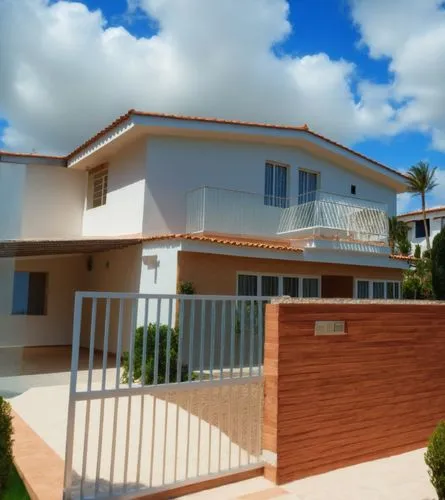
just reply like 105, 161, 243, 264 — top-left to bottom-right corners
138, 242, 180, 325
22, 165, 86, 238
401, 213, 445, 253
0, 255, 88, 347
82, 138, 147, 236
0, 162, 26, 239
143, 136, 397, 235
0, 161, 86, 240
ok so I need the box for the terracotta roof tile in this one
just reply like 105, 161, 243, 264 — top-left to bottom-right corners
0, 234, 412, 266
389, 254, 415, 261
0, 150, 65, 161
66, 110, 133, 160
63, 110, 407, 180
0, 109, 408, 182
399, 206, 445, 218
142, 233, 304, 253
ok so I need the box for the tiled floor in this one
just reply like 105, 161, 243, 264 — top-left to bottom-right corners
180, 448, 437, 500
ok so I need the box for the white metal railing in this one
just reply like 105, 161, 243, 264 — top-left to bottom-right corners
64, 293, 269, 500
186, 186, 389, 244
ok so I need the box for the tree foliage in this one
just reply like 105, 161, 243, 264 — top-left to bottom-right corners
432, 229, 445, 300
0, 397, 13, 495
425, 421, 445, 500
402, 256, 433, 300
414, 244, 422, 259
388, 216, 410, 255
406, 161, 438, 251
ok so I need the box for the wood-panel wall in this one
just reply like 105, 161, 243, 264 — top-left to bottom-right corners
263, 302, 445, 484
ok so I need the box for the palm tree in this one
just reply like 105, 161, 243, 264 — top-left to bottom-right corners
406, 161, 438, 251
388, 216, 409, 255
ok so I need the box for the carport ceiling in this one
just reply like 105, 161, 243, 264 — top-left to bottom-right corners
0, 238, 144, 258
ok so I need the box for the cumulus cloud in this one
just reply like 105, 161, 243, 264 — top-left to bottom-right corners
350, 0, 445, 152
0, 0, 397, 154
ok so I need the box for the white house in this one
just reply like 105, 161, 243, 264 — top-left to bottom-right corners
398, 206, 445, 254
0, 110, 410, 350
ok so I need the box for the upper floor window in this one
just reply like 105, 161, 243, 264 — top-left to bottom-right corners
88, 164, 108, 209
415, 219, 430, 239
12, 271, 47, 315
298, 169, 319, 204
264, 162, 288, 208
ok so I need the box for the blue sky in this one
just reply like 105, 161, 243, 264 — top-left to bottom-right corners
1, 0, 444, 213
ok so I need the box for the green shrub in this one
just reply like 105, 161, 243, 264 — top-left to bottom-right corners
425, 421, 445, 499
121, 324, 191, 384
414, 244, 422, 259
397, 236, 412, 256
177, 281, 195, 295
0, 397, 13, 495
402, 271, 422, 299
432, 229, 445, 300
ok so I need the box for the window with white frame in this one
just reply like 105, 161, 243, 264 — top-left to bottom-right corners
237, 273, 320, 298
298, 169, 319, 204
88, 164, 108, 208
264, 162, 288, 208
355, 280, 401, 299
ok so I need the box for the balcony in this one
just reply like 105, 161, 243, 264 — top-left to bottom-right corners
186, 187, 389, 246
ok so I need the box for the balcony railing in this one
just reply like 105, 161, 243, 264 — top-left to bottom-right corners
186, 187, 389, 244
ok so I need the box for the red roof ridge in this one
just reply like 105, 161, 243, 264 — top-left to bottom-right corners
399, 206, 445, 218
2, 109, 407, 182
0, 150, 65, 160
141, 233, 304, 253
389, 254, 415, 261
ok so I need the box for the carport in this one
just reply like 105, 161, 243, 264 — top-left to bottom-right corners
0, 237, 143, 379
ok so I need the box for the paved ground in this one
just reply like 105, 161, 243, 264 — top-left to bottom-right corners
1, 347, 262, 499
0, 346, 438, 500
180, 449, 437, 499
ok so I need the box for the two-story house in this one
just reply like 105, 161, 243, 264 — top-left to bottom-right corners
398, 206, 445, 254
0, 110, 409, 350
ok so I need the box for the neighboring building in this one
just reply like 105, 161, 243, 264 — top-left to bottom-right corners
398, 206, 445, 254
0, 110, 410, 349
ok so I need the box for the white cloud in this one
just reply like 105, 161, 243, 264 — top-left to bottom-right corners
428, 167, 445, 207
397, 192, 413, 215
0, 0, 398, 154
350, 0, 445, 152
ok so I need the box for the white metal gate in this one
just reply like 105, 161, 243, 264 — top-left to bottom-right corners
63, 293, 269, 499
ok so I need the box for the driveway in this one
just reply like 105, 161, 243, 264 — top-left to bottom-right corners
180, 449, 437, 500
1, 347, 437, 500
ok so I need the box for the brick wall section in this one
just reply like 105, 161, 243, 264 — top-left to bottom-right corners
263, 302, 445, 484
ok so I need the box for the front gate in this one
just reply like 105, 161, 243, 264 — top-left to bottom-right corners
63, 293, 269, 499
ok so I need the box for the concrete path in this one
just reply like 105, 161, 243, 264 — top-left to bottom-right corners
6, 372, 262, 499
180, 448, 437, 500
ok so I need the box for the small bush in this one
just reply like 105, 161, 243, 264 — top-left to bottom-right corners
397, 236, 411, 256
122, 324, 191, 385
425, 421, 445, 500
0, 397, 13, 495
414, 244, 422, 259
177, 281, 195, 295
